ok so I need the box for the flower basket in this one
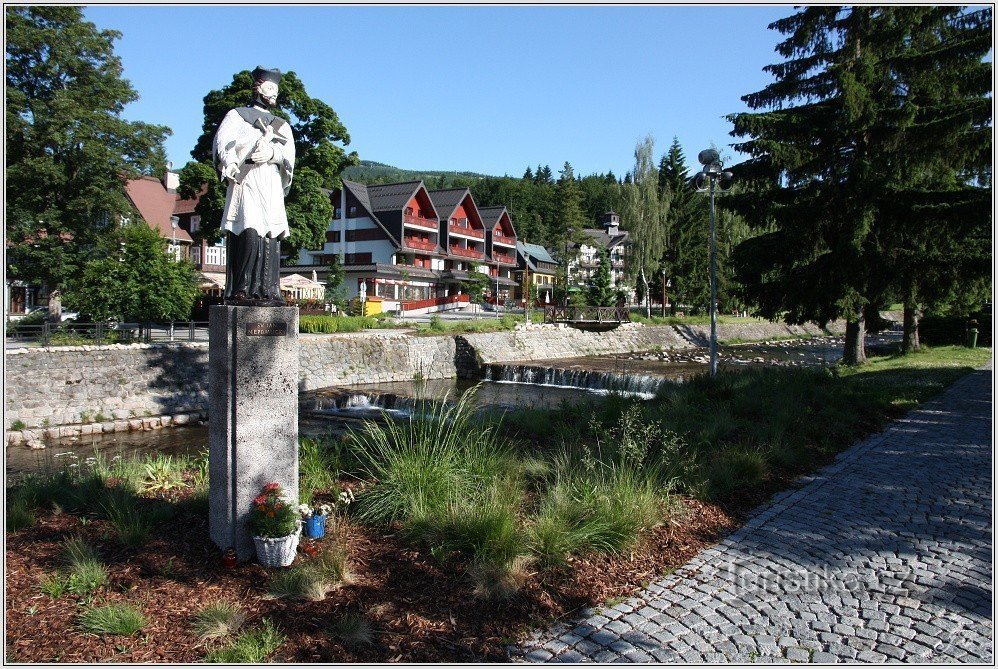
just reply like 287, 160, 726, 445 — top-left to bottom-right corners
253, 525, 301, 568
250, 482, 302, 568
304, 514, 327, 539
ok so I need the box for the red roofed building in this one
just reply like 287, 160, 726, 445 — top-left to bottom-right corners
124, 175, 193, 261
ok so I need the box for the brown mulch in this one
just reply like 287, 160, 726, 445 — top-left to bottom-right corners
5, 484, 760, 663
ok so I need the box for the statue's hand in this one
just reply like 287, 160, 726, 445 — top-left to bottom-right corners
222, 162, 240, 181
250, 143, 275, 164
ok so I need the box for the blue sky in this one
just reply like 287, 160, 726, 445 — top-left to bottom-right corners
84, 5, 792, 178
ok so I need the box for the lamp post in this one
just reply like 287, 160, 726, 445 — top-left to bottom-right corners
693, 148, 733, 378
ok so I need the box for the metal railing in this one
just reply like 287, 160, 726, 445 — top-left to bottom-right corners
543, 306, 631, 324
5, 321, 210, 347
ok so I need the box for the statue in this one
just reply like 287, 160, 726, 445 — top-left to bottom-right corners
213, 66, 296, 306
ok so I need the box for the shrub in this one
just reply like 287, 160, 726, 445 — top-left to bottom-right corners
192, 602, 246, 640
704, 447, 769, 499
77, 604, 146, 636
10, 419, 26, 431
299, 315, 379, 334
205, 619, 285, 663
428, 315, 444, 332
39, 573, 67, 598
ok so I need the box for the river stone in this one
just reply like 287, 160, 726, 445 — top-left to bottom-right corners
208, 305, 299, 561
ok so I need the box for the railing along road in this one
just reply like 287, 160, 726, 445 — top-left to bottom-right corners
543, 306, 630, 324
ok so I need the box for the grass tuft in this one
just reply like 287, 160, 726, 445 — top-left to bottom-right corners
704, 447, 769, 499
468, 555, 535, 601
77, 604, 146, 636
192, 602, 246, 640
204, 619, 285, 663
266, 546, 349, 601
328, 613, 374, 645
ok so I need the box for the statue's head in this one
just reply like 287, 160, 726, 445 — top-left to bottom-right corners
251, 66, 281, 108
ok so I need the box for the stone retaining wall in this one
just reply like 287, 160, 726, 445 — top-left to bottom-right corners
5, 321, 845, 441
674, 320, 847, 347
459, 324, 689, 371
5, 343, 209, 436
298, 332, 458, 391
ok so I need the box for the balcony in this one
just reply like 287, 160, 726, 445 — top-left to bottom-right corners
492, 232, 516, 247
449, 245, 484, 259
403, 213, 438, 230
492, 252, 515, 265
448, 223, 484, 240
191, 246, 226, 269
404, 236, 437, 252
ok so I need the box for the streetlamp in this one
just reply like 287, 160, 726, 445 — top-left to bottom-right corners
693, 148, 733, 378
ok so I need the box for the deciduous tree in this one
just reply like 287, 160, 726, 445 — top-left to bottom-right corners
620, 136, 669, 318
63, 222, 200, 322
178, 69, 358, 259
6, 6, 171, 299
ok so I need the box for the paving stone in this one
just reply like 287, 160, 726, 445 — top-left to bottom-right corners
514, 366, 993, 664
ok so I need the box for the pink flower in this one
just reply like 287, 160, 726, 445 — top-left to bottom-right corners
253, 495, 267, 505
263, 482, 280, 492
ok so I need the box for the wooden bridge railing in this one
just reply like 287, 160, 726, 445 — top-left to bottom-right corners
543, 306, 631, 324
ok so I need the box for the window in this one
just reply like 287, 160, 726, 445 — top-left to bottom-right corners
190, 216, 200, 233
344, 252, 373, 265
348, 206, 357, 217
405, 207, 413, 216
333, 208, 341, 219
325, 230, 340, 243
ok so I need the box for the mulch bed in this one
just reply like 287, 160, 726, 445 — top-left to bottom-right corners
4, 483, 755, 663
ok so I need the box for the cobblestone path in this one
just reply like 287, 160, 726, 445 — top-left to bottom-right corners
514, 365, 993, 663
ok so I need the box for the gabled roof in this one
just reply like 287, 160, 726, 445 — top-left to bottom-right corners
478, 205, 517, 236
578, 228, 629, 249
340, 179, 440, 248
427, 187, 473, 222
517, 241, 558, 273
125, 176, 193, 243
365, 180, 428, 214
173, 184, 207, 216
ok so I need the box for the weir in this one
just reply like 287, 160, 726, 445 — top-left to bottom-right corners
482, 362, 682, 399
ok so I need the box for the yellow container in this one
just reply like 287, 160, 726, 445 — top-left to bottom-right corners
363, 297, 383, 316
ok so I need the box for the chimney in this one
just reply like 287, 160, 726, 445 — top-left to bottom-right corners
163, 161, 179, 192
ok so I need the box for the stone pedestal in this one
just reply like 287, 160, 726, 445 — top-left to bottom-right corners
208, 305, 299, 560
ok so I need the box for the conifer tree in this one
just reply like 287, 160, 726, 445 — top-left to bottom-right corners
659, 138, 709, 315
554, 162, 587, 295
587, 249, 616, 307
730, 8, 933, 362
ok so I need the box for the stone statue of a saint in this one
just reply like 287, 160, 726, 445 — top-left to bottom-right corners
213, 66, 296, 305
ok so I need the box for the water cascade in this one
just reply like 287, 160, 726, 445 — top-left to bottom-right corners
482, 363, 681, 399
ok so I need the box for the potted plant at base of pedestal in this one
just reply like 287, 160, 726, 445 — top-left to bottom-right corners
250, 483, 301, 568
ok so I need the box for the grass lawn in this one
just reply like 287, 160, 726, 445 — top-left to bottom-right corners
5, 345, 989, 662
